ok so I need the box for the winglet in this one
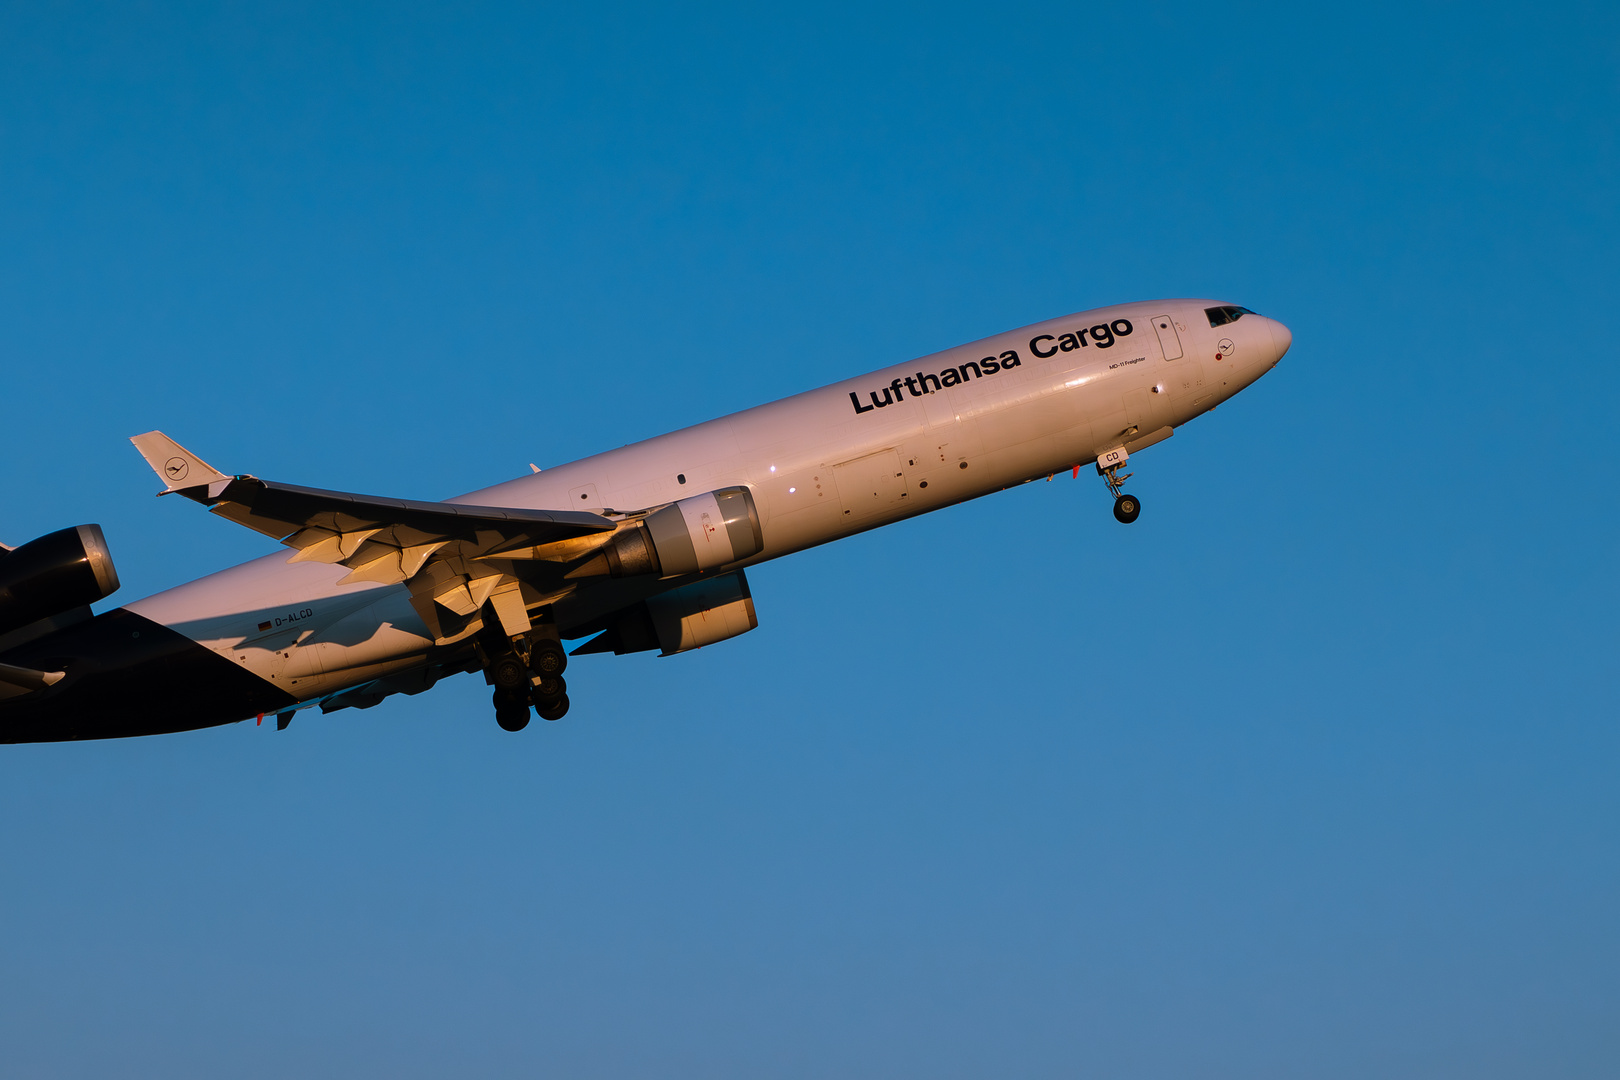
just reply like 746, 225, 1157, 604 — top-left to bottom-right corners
129, 431, 232, 494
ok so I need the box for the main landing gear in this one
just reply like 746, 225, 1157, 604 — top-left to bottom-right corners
1096, 448, 1142, 525
484, 632, 572, 732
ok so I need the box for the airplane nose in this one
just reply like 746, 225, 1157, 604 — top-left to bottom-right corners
1268, 319, 1293, 361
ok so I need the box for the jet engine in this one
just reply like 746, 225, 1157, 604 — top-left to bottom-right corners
573, 571, 758, 656
0, 525, 121, 638
584, 486, 763, 579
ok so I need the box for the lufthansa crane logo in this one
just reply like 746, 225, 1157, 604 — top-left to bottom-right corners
164, 458, 189, 482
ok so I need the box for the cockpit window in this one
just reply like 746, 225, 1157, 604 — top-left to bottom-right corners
1204, 305, 1257, 327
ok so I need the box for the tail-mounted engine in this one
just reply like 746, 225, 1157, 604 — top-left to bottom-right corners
0, 525, 121, 638
579, 486, 763, 579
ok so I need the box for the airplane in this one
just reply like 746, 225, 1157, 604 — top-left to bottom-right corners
0, 300, 1290, 742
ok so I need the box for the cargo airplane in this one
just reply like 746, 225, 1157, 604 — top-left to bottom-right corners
0, 300, 1290, 741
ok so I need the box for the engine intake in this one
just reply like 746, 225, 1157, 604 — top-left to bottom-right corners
596, 486, 762, 578
0, 525, 121, 637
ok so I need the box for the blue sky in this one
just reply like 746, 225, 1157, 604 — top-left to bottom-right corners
1, 2, 1616, 1076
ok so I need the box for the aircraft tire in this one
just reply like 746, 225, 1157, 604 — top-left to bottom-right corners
491, 656, 528, 692
493, 688, 531, 731
537, 694, 570, 722
531, 640, 568, 678
495, 706, 531, 732
1113, 494, 1141, 524
532, 674, 565, 707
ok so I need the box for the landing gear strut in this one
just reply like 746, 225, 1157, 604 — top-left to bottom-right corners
1096, 448, 1142, 524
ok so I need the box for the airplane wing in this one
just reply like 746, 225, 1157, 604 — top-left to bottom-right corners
130, 431, 618, 641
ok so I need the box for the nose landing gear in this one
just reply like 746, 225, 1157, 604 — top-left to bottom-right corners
1096, 447, 1142, 525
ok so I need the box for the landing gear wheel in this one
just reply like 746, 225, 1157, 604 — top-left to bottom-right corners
1113, 493, 1141, 524
532, 674, 565, 707
493, 688, 531, 731
491, 655, 529, 692
496, 706, 531, 732
536, 693, 570, 722
531, 640, 568, 678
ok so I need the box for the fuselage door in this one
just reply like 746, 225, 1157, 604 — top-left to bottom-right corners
1151, 314, 1183, 360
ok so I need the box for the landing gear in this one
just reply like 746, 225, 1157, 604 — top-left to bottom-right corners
1097, 448, 1142, 525
479, 615, 572, 731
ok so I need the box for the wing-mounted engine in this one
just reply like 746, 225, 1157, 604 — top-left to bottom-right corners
566, 486, 763, 579
573, 570, 758, 656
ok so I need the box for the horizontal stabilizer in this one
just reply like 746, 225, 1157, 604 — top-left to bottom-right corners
0, 661, 65, 700
130, 431, 232, 494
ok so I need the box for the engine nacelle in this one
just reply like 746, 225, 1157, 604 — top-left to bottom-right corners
596, 486, 762, 578
574, 571, 759, 656
0, 525, 121, 637
646, 572, 758, 654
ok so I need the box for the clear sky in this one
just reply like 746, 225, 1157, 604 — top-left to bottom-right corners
1, 2, 1616, 1076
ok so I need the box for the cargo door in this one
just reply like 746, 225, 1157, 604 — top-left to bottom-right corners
833, 448, 910, 523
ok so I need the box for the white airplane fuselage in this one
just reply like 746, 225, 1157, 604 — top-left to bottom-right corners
0, 299, 1290, 741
